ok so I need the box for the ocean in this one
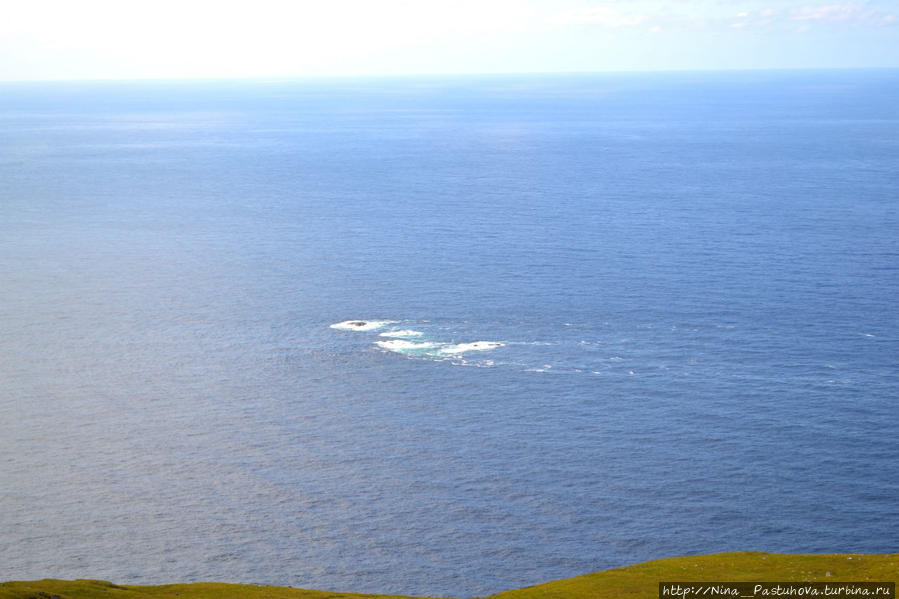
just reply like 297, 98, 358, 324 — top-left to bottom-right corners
1, 70, 897, 598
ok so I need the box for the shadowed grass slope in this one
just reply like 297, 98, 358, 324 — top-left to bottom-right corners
1, 553, 896, 599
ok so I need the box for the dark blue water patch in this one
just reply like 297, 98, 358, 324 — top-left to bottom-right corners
0, 70, 897, 598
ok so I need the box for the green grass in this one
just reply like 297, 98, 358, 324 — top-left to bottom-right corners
1, 553, 896, 599
491, 552, 898, 599
0, 580, 419, 599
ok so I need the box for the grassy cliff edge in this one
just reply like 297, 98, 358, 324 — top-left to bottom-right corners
2, 552, 896, 599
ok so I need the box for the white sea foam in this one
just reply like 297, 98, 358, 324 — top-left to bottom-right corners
439, 341, 504, 354
330, 320, 398, 331
379, 329, 424, 338
376, 339, 442, 353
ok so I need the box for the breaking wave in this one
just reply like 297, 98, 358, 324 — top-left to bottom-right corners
439, 341, 505, 354
375, 339, 442, 353
379, 329, 424, 338
330, 320, 398, 331
331, 320, 504, 363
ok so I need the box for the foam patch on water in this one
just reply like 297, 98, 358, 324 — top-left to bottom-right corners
439, 341, 504, 354
376, 339, 443, 353
331, 321, 505, 365
330, 320, 398, 331
379, 329, 424, 338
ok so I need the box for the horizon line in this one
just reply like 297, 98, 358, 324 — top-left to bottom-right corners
3, 65, 898, 85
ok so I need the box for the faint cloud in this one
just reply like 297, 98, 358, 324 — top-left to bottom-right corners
790, 3, 862, 21
543, 1, 887, 33
709, 2, 896, 30
788, 3, 897, 25
549, 6, 648, 27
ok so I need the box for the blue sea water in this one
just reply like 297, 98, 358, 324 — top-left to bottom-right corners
1, 70, 897, 597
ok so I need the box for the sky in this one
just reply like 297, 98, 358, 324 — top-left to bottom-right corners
0, 0, 897, 81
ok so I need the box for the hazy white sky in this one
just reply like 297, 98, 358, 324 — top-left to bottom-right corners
1, 0, 897, 80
